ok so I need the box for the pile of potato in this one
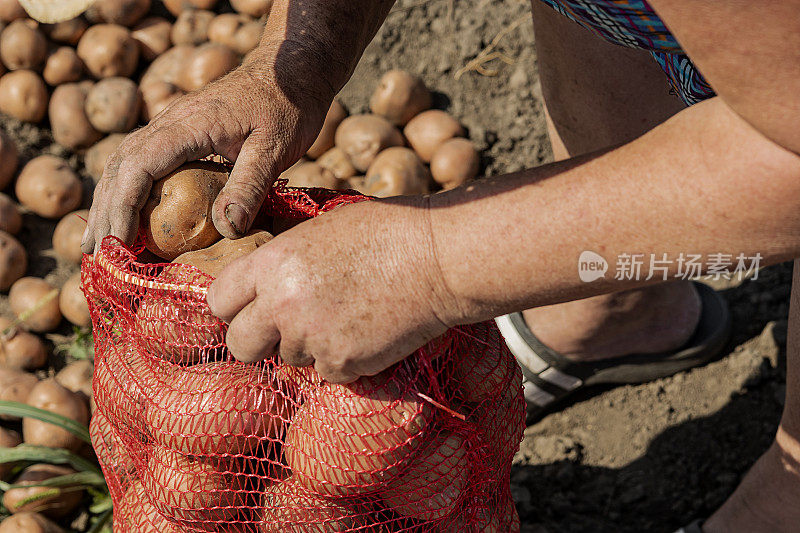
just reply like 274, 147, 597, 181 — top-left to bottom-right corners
0, 0, 269, 170
285, 69, 481, 196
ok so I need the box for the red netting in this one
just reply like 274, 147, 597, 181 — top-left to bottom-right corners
83, 186, 524, 532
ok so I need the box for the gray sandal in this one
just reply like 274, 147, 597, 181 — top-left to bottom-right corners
495, 282, 732, 422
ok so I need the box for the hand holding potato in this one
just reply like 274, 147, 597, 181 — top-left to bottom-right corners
81, 65, 331, 253
207, 199, 459, 383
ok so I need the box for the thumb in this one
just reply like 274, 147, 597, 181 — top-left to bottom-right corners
212, 132, 285, 239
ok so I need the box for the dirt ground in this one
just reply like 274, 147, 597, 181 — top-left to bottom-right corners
0, 0, 792, 531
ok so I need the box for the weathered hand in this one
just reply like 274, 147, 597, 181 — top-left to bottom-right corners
81, 64, 331, 253
206, 199, 461, 383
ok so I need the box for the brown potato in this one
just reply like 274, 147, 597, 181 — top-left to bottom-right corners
282, 161, 340, 190
141, 161, 227, 260
117, 481, 180, 532
316, 147, 356, 181
178, 42, 238, 92
162, 0, 219, 17
92, 342, 153, 432
42, 47, 84, 86
0, 193, 21, 234
260, 476, 368, 532
453, 336, 520, 404
89, 409, 139, 490
84, 134, 124, 182
381, 434, 468, 522
2, 464, 83, 517
334, 114, 404, 172
146, 362, 293, 456
131, 17, 172, 61
0, 130, 18, 190
139, 44, 192, 120
9, 277, 62, 332
0, 19, 47, 71
134, 276, 225, 364
59, 272, 90, 327
23, 379, 89, 451
143, 447, 247, 531
430, 137, 480, 189
41, 17, 87, 45
0, 427, 21, 479
52, 209, 88, 263
0, 230, 26, 290
404, 109, 465, 163
85, 76, 141, 133
0, 368, 38, 420
48, 82, 102, 150
230, 0, 272, 17
0, 0, 25, 22
363, 146, 429, 198
171, 8, 214, 45
0, 70, 48, 123
16, 155, 82, 218
0, 512, 64, 533
77, 24, 139, 79
370, 70, 432, 126
344, 175, 368, 194
174, 229, 272, 277
0, 316, 46, 370
90, 0, 150, 27
208, 13, 263, 55
140, 79, 183, 122
306, 99, 347, 159
55, 359, 93, 399
286, 373, 432, 497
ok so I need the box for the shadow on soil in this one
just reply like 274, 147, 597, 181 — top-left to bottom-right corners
514, 263, 793, 533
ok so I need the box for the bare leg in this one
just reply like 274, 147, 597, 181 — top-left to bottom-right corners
704, 262, 800, 532
523, 2, 700, 362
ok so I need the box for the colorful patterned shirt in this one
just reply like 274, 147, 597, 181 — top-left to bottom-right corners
539, 0, 715, 105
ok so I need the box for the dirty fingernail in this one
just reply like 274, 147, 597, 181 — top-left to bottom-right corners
225, 203, 247, 235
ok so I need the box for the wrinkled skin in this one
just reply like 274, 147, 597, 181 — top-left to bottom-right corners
207, 198, 456, 383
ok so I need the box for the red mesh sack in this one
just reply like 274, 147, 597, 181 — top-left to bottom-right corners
83, 186, 525, 532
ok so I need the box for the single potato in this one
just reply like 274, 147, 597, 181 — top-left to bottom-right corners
0, 19, 47, 71
334, 114, 404, 172
0, 316, 47, 370
140, 161, 228, 260
15, 155, 82, 218
369, 69, 432, 126
2, 464, 83, 517
23, 379, 89, 451
59, 272, 90, 327
9, 277, 62, 332
48, 82, 103, 150
0, 70, 48, 123
52, 209, 89, 264
403, 109, 465, 163
77, 24, 139, 79
85, 76, 141, 133
42, 46, 85, 86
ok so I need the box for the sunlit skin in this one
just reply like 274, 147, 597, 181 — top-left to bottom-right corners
83, 1, 800, 530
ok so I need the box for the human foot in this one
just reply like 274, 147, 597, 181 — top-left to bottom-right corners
522, 281, 702, 362
703, 427, 800, 533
